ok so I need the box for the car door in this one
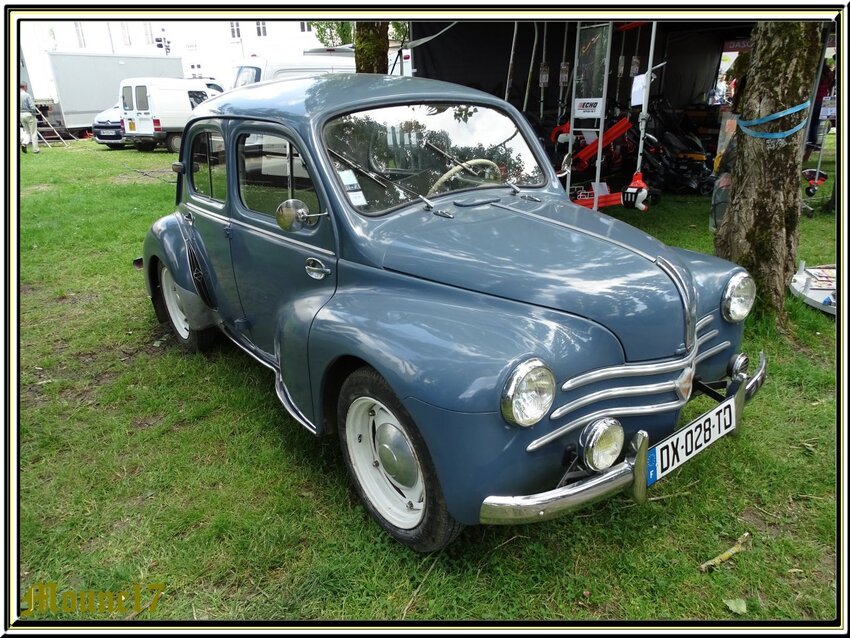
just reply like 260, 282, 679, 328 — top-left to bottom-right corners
228, 122, 338, 421
178, 121, 244, 328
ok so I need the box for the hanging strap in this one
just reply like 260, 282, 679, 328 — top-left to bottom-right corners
737, 100, 811, 139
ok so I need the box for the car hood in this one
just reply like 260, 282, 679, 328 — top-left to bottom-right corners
373, 192, 695, 362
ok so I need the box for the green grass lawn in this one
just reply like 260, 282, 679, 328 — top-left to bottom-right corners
14, 138, 838, 623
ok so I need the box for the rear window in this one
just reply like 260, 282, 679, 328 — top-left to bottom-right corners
121, 86, 133, 110
188, 91, 209, 109
134, 86, 149, 111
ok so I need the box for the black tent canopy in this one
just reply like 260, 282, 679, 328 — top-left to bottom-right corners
409, 21, 754, 115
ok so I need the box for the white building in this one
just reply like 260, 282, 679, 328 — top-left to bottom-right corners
19, 19, 332, 99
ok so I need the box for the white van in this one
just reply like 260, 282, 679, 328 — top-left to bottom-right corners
228, 56, 357, 89
120, 77, 220, 152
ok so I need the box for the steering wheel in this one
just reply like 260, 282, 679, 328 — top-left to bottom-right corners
427, 158, 501, 197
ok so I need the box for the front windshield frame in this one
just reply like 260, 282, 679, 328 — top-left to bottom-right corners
321, 100, 550, 217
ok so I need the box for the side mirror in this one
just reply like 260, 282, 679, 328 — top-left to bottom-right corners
275, 199, 328, 231
171, 161, 185, 174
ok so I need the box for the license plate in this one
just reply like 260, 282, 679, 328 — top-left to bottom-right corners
128, 121, 136, 132
647, 395, 737, 487
100, 130, 117, 136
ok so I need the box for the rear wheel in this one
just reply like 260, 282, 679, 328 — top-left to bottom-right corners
338, 367, 463, 552
157, 262, 216, 352
165, 133, 183, 154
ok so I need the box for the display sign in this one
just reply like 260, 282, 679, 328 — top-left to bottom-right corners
574, 98, 604, 118
821, 97, 836, 120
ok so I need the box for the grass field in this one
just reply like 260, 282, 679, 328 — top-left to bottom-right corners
14, 136, 839, 623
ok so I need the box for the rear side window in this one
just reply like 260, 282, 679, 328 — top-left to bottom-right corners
134, 86, 149, 110
190, 132, 227, 202
122, 86, 133, 110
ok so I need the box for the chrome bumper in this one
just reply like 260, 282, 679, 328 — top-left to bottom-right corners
479, 351, 767, 525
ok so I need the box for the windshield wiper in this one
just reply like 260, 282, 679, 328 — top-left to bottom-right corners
423, 140, 482, 177
328, 147, 428, 204
327, 148, 388, 189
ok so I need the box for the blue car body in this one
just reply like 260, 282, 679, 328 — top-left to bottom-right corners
141, 74, 765, 543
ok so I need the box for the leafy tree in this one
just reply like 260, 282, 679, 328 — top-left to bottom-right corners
714, 21, 828, 319
308, 21, 352, 47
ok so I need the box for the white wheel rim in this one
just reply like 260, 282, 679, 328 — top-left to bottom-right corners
346, 397, 425, 529
160, 267, 191, 340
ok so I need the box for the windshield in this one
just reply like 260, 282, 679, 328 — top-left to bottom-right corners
323, 102, 546, 214
230, 66, 261, 89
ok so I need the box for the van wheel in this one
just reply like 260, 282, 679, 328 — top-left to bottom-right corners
134, 141, 156, 152
165, 133, 183, 154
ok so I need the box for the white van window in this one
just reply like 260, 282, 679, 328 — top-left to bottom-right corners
122, 86, 134, 110
237, 132, 318, 217
134, 86, 149, 111
190, 132, 227, 202
188, 91, 209, 109
233, 66, 261, 88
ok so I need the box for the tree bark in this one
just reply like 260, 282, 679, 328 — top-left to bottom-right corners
354, 22, 389, 74
714, 21, 827, 317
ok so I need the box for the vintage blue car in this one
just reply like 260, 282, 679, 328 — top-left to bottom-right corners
139, 74, 766, 552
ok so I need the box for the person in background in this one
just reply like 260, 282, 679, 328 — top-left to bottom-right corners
19, 82, 40, 154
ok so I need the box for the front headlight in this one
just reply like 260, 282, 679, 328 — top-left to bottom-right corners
722, 271, 756, 322
501, 358, 556, 427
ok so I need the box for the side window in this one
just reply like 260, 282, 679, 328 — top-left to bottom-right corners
237, 132, 319, 219
188, 90, 208, 109
121, 86, 133, 110
134, 86, 149, 110
190, 132, 227, 202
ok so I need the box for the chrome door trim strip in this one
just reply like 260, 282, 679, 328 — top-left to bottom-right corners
186, 204, 335, 257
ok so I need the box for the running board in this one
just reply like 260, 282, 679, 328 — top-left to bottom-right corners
218, 325, 319, 435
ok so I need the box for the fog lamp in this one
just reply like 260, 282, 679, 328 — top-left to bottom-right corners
581, 418, 625, 472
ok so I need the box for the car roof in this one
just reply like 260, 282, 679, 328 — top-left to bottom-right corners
191, 73, 503, 126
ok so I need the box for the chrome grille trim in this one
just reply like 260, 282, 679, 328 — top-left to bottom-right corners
528, 399, 688, 452
560, 316, 712, 393
656, 256, 697, 351
532, 314, 731, 453
550, 380, 677, 421
695, 340, 732, 365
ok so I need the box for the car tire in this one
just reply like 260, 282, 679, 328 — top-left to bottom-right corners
134, 141, 157, 152
338, 367, 463, 552
106, 143, 126, 150
156, 262, 217, 352
165, 133, 182, 154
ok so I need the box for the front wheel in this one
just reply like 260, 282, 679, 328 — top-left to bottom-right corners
156, 262, 216, 352
338, 367, 463, 552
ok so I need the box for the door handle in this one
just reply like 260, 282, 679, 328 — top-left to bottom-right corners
183, 210, 194, 223
305, 258, 331, 280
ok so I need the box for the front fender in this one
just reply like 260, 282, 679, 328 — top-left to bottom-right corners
308, 260, 625, 424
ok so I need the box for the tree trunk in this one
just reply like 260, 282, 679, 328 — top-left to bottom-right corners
714, 21, 827, 317
354, 22, 389, 74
